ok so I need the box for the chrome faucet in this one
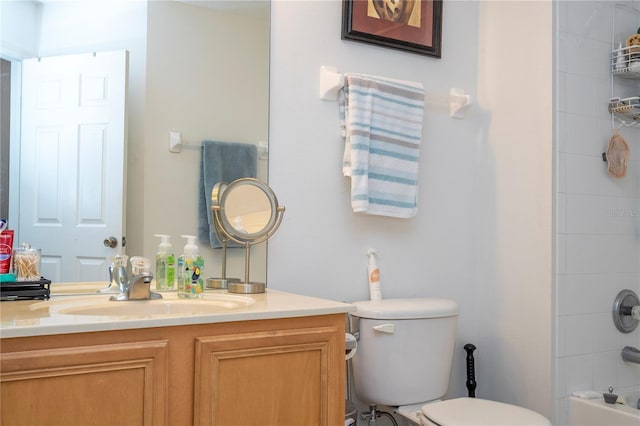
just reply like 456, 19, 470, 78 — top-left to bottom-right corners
110, 272, 163, 301
111, 263, 128, 292
98, 254, 129, 294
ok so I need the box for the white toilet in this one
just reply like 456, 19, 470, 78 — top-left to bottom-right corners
349, 298, 551, 426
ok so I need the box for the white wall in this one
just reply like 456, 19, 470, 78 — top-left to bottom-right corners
37, 1, 146, 57
555, 1, 640, 425
269, 0, 552, 419
0, 0, 41, 58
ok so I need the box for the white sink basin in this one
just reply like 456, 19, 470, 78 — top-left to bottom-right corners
30, 293, 255, 317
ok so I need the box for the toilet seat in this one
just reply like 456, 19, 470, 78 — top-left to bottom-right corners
420, 397, 551, 426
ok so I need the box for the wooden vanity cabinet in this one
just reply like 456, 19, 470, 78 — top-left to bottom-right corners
0, 314, 345, 426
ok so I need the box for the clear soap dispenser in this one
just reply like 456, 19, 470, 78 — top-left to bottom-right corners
154, 234, 175, 290
177, 235, 204, 299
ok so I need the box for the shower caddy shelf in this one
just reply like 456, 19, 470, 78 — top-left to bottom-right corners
608, 96, 640, 126
608, 4, 640, 129
609, 49, 640, 128
610, 45, 640, 79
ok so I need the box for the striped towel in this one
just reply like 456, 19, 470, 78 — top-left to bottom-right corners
339, 73, 425, 218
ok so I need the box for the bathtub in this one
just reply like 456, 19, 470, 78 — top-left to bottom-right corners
569, 393, 640, 426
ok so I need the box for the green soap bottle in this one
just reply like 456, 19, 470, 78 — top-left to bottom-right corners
177, 234, 204, 299
154, 234, 175, 290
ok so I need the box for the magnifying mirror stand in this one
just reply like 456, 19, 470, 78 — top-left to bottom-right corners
211, 178, 285, 294
225, 242, 266, 294
205, 239, 240, 290
226, 205, 284, 294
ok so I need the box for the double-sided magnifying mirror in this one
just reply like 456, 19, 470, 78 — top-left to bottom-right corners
211, 178, 285, 294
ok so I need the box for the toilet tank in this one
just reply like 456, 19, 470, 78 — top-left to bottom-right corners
350, 298, 459, 407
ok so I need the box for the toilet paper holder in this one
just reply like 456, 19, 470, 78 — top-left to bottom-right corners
345, 333, 357, 360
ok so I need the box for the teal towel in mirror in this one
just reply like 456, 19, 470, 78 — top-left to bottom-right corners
198, 141, 257, 248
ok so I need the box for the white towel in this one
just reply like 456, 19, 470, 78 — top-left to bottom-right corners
339, 73, 425, 218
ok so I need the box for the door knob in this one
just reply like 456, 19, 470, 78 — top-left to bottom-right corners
103, 236, 118, 248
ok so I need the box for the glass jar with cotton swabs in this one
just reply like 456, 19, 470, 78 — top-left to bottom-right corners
12, 243, 41, 282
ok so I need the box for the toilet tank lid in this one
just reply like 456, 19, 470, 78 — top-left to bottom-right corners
350, 298, 459, 319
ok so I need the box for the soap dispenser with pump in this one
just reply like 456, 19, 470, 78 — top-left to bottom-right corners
177, 235, 204, 298
154, 234, 175, 290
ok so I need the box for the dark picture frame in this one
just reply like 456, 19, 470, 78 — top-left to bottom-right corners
342, 0, 443, 58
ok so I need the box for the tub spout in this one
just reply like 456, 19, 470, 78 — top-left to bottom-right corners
621, 346, 640, 364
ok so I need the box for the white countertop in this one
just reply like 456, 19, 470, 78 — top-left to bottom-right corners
0, 283, 355, 339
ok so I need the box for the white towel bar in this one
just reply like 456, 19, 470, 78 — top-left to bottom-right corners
318, 66, 472, 119
168, 132, 268, 159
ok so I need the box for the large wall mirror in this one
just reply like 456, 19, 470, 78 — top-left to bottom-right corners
0, 0, 270, 284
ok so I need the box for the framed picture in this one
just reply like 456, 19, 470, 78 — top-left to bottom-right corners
342, 0, 443, 58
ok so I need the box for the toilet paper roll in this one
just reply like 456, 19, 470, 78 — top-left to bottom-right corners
345, 333, 357, 360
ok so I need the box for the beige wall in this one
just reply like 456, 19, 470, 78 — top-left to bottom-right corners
141, 1, 269, 281
475, 0, 553, 417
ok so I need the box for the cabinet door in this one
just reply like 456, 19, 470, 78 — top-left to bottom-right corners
1, 340, 169, 426
194, 321, 343, 426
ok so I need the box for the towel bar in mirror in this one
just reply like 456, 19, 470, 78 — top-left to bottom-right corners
211, 178, 285, 294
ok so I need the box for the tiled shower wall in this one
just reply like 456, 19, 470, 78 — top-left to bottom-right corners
555, 1, 640, 425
